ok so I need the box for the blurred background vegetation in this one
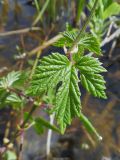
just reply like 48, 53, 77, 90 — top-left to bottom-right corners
0, 0, 120, 160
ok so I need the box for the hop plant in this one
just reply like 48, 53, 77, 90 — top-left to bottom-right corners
29, 30, 107, 134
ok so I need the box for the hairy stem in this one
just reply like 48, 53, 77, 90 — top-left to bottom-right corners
68, 0, 98, 54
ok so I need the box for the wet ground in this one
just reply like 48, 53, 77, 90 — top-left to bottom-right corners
0, 1, 120, 160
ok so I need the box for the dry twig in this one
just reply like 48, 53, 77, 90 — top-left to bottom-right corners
0, 27, 41, 37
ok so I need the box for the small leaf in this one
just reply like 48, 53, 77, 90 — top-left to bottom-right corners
53, 31, 76, 47
6, 93, 23, 105
103, 2, 120, 20
0, 71, 21, 90
77, 34, 101, 55
54, 31, 101, 55
3, 150, 17, 160
0, 71, 22, 107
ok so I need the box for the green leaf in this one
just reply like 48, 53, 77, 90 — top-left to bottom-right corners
13, 71, 29, 89
5, 93, 25, 110
30, 53, 81, 133
30, 52, 107, 134
76, 55, 107, 73
103, 2, 120, 20
43, 87, 56, 105
24, 112, 60, 134
76, 55, 107, 99
102, 0, 113, 10
53, 31, 76, 47
0, 71, 27, 108
77, 34, 101, 55
54, 31, 101, 55
0, 71, 21, 90
80, 73, 107, 99
34, 117, 60, 134
53, 66, 81, 133
24, 113, 59, 134
6, 93, 23, 105
29, 53, 70, 95
79, 113, 102, 141
3, 150, 17, 160
0, 92, 10, 108
34, 122, 44, 134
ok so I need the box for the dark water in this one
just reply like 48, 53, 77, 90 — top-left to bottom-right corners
0, 1, 120, 160
0, 0, 36, 60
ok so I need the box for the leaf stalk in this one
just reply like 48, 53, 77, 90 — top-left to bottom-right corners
67, 0, 99, 55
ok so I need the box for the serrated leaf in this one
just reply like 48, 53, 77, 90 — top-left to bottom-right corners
103, 2, 120, 20
54, 31, 101, 55
6, 93, 22, 105
0, 71, 21, 90
53, 66, 81, 133
80, 73, 107, 99
13, 71, 29, 89
0, 71, 25, 108
30, 53, 81, 133
76, 55, 107, 73
5, 93, 25, 109
53, 31, 75, 47
76, 55, 107, 99
77, 34, 101, 55
29, 53, 70, 95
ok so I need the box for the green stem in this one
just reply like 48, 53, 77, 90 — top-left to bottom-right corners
20, 105, 37, 129
30, 50, 41, 79
32, 0, 50, 26
76, 0, 85, 25
34, 0, 40, 12
68, 0, 98, 54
